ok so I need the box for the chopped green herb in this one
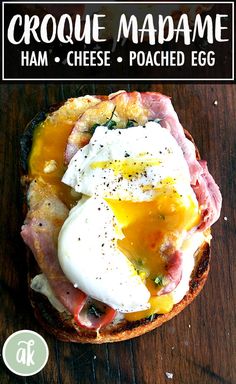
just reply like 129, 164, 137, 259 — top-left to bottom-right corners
136, 258, 144, 267
88, 305, 102, 318
90, 107, 117, 133
147, 118, 162, 124
105, 119, 117, 129
126, 119, 137, 128
90, 123, 100, 134
147, 314, 155, 321
105, 107, 117, 130
154, 275, 164, 286
154, 275, 169, 287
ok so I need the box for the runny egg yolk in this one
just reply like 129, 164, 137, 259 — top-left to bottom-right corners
91, 158, 162, 179
106, 182, 200, 321
29, 112, 81, 207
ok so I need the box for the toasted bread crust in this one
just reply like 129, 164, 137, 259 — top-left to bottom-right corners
21, 102, 211, 344
27, 240, 210, 343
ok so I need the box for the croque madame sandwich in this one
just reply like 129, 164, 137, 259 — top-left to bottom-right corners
21, 91, 222, 343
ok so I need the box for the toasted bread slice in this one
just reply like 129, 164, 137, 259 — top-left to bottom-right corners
26, 240, 210, 343
21, 98, 211, 343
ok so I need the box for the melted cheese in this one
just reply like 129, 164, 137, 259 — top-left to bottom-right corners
31, 274, 66, 313
29, 96, 100, 206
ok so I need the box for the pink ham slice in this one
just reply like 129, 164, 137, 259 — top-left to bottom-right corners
193, 160, 222, 231
158, 251, 183, 296
74, 298, 117, 330
21, 181, 116, 329
21, 217, 87, 314
64, 91, 146, 163
65, 91, 222, 230
65, 95, 108, 162
140, 92, 203, 185
139, 92, 222, 230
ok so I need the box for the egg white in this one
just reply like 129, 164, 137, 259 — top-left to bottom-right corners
58, 195, 150, 313
62, 122, 193, 202
58, 122, 203, 314
33, 230, 208, 316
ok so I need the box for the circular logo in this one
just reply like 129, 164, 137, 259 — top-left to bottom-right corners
2, 330, 49, 376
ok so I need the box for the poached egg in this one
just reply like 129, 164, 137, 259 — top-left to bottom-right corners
58, 122, 201, 316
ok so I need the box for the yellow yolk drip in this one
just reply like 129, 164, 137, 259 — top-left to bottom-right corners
91, 158, 162, 179
29, 107, 88, 207
107, 188, 200, 321
125, 295, 174, 321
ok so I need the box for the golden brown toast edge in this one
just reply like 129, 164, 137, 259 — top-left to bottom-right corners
26, 240, 210, 343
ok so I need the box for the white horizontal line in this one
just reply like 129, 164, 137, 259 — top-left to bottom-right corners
3, 78, 234, 81
3, 1, 234, 4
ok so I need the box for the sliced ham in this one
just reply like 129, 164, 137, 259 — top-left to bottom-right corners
194, 160, 222, 231
74, 298, 116, 330
140, 92, 203, 185
66, 91, 201, 184
65, 91, 222, 230
65, 95, 109, 162
21, 217, 87, 314
64, 91, 149, 163
158, 251, 183, 296
139, 92, 222, 230
21, 180, 116, 329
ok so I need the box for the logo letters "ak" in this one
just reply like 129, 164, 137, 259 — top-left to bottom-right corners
2, 330, 49, 376
16, 340, 35, 366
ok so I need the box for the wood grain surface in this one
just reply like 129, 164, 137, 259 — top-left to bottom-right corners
0, 83, 235, 384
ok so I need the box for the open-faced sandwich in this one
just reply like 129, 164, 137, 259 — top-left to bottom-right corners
21, 91, 222, 343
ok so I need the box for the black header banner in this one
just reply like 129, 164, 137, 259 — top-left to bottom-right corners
2, 1, 234, 81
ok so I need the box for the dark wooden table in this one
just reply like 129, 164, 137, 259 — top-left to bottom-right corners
0, 83, 235, 384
